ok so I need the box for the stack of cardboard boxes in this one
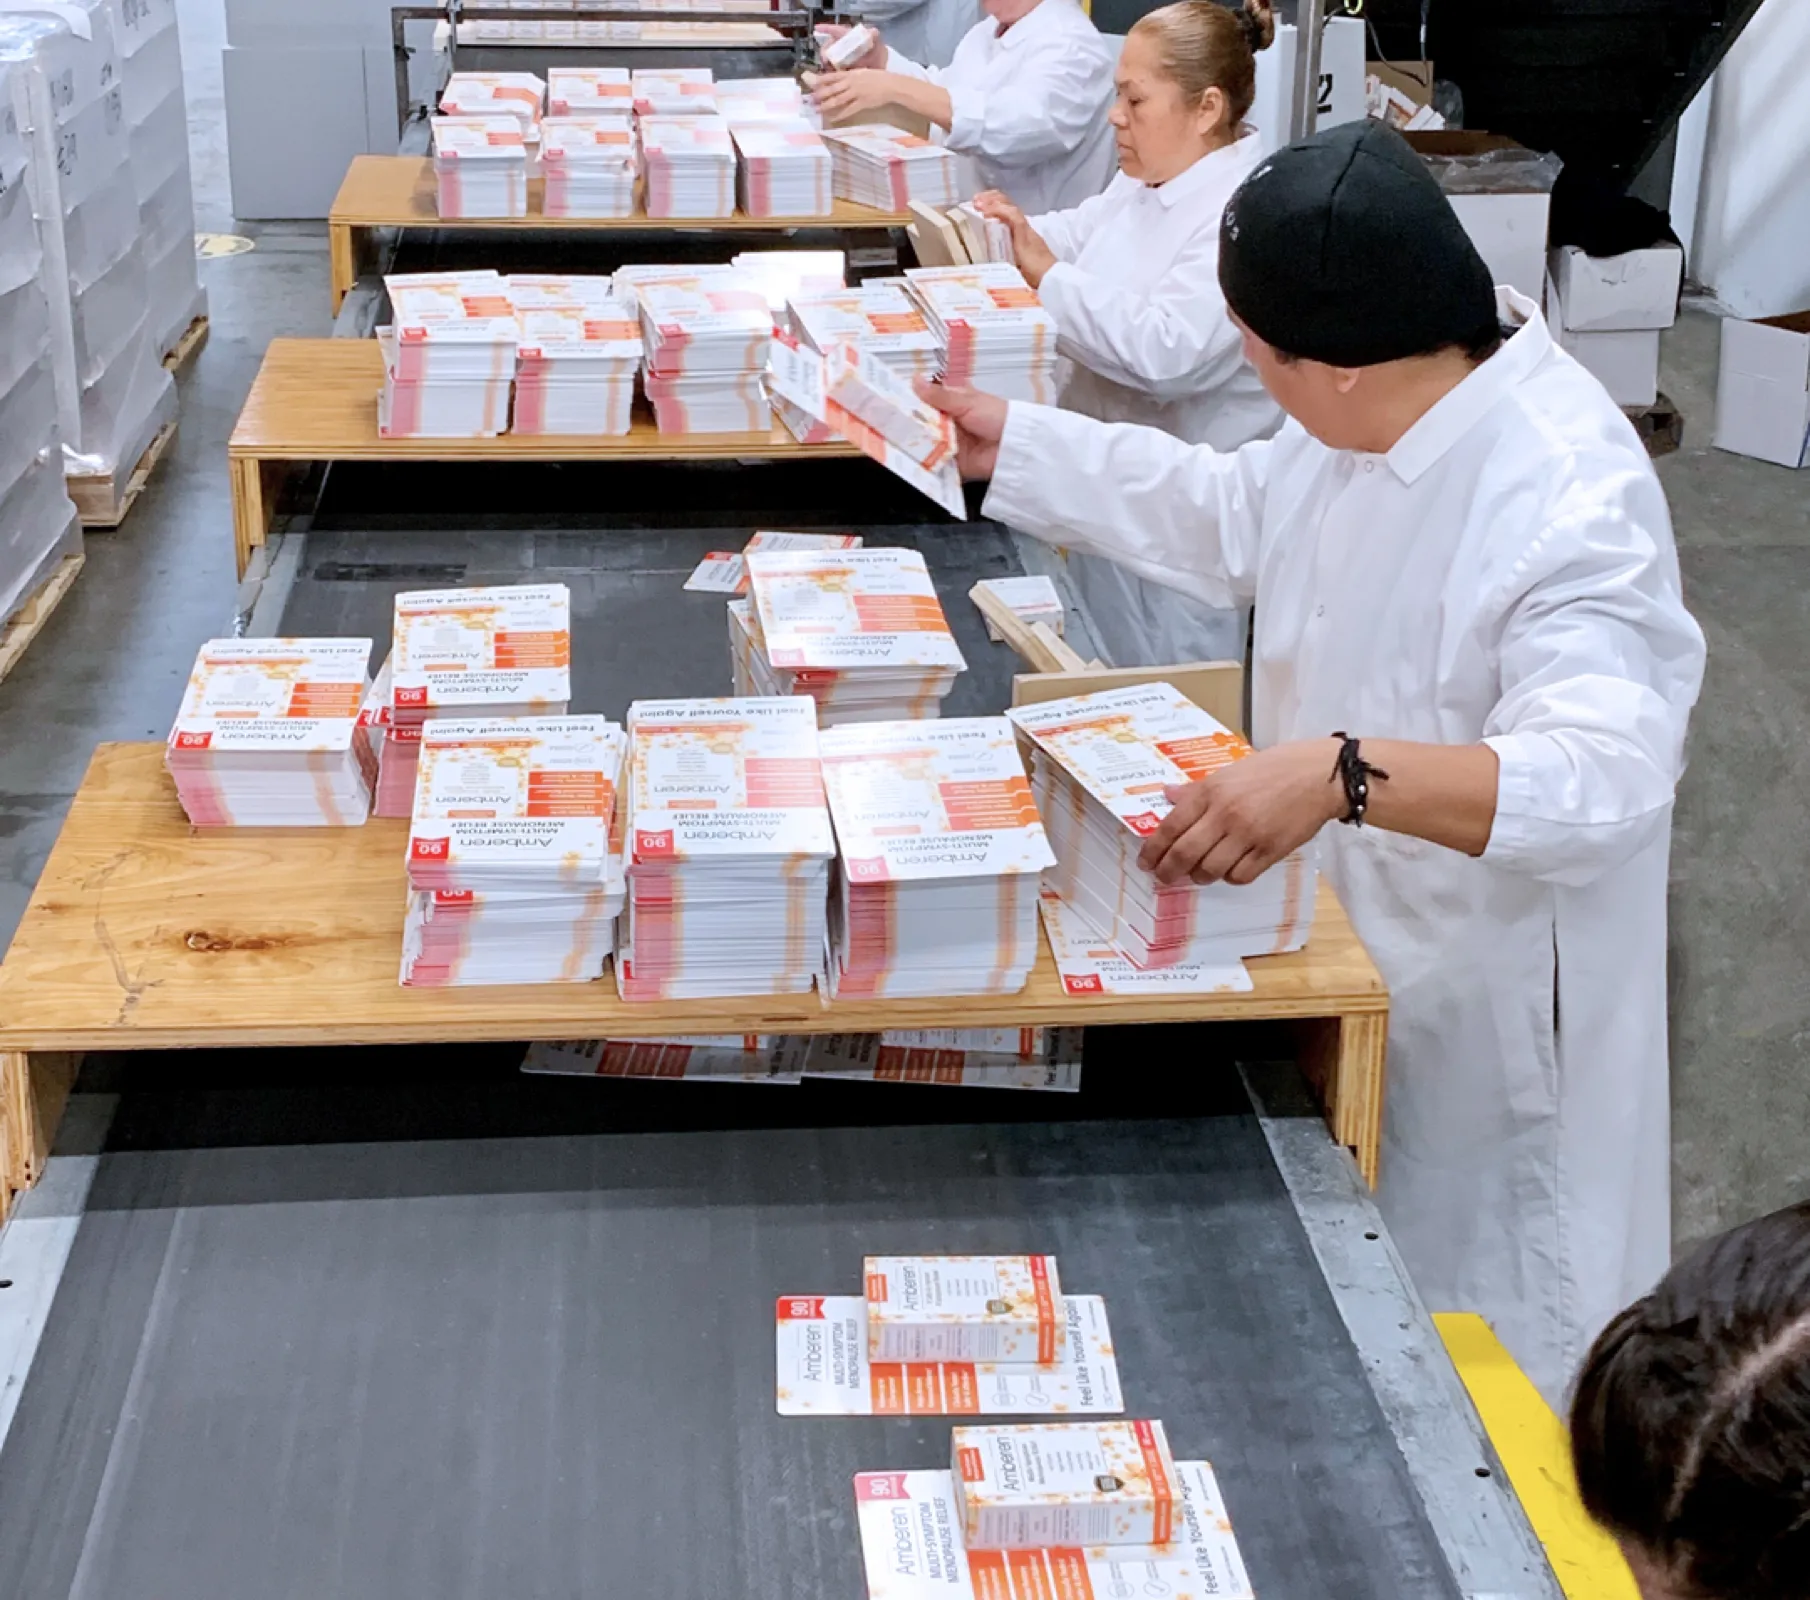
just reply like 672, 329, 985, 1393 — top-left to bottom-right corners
1546, 241, 1684, 411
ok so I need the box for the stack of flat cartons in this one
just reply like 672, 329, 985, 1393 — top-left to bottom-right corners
112, 0, 204, 361
401, 716, 626, 987
630, 66, 716, 118
507, 273, 640, 435
906, 262, 1060, 404
739, 546, 965, 724
376, 583, 573, 818
540, 115, 637, 218
619, 696, 835, 1000
821, 124, 960, 210
638, 273, 773, 433
1009, 683, 1316, 967
820, 717, 1053, 998
640, 114, 737, 219
732, 121, 833, 218
0, 46, 79, 633
166, 638, 374, 827
0, 9, 176, 509
432, 115, 530, 218
378, 271, 517, 439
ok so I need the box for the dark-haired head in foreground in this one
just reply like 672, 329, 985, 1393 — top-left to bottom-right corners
1571, 1201, 1810, 1599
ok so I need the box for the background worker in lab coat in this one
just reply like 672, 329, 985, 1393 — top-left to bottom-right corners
810, 0, 1117, 215
843, 0, 977, 69
972, 0, 1283, 666
919, 119, 1708, 1405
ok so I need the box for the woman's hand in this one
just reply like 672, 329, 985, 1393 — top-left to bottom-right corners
974, 191, 1057, 287
915, 378, 1008, 480
1137, 739, 1345, 886
810, 68, 905, 123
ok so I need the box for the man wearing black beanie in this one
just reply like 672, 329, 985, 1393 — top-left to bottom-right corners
919, 118, 1706, 1407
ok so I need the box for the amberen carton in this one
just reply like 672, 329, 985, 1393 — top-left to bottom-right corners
952, 1420, 1182, 1549
865, 1255, 1063, 1364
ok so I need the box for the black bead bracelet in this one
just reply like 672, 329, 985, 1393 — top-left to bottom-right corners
1330, 733, 1389, 827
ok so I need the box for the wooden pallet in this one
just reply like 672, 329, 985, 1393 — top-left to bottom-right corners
0, 553, 84, 690
68, 419, 178, 530
162, 314, 210, 375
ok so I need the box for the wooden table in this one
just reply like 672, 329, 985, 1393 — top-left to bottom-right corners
226, 338, 863, 577
328, 155, 913, 311
0, 744, 1389, 1219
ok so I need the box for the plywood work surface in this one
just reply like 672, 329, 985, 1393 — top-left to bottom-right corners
329, 155, 911, 231
0, 744, 1386, 1053
227, 339, 862, 462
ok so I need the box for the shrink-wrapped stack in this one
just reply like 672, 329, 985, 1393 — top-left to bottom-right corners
0, 47, 79, 634
540, 115, 636, 218
732, 121, 832, 218
905, 262, 1060, 404
821, 124, 959, 210
637, 272, 772, 434
378, 271, 517, 439
640, 114, 736, 219
0, 9, 176, 502
508, 274, 640, 436
432, 115, 529, 218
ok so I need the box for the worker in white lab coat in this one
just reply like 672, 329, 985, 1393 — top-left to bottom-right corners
846, 0, 978, 69
919, 119, 1707, 1406
972, 0, 1284, 665
810, 0, 1117, 215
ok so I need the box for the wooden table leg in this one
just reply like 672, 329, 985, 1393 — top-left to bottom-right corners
1293, 1012, 1388, 1188
229, 456, 278, 579
0, 1050, 76, 1225
330, 222, 355, 315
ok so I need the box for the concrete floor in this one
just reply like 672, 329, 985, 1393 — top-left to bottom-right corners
0, 0, 1803, 1257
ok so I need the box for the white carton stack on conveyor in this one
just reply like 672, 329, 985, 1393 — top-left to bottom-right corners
112, 0, 204, 361
0, 45, 79, 630
0, 7, 176, 511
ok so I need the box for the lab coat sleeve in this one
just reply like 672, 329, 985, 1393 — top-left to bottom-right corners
884, 51, 940, 83
945, 42, 1109, 167
1036, 231, 1245, 395
1026, 188, 1112, 264
982, 402, 1270, 609
1480, 495, 1706, 887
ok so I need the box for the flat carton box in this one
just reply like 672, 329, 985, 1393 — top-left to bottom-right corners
1714, 310, 1810, 470
953, 1420, 1182, 1549
1549, 242, 1682, 332
865, 1254, 1063, 1363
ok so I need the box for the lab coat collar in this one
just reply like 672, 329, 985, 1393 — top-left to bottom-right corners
991, 0, 1067, 52
1150, 130, 1259, 209
1382, 288, 1552, 486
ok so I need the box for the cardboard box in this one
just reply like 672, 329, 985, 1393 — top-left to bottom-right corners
1368, 59, 1434, 106
1545, 272, 1660, 410
1714, 311, 1810, 469
1550, 243, 1683, 332
1406, 132, 1555, 304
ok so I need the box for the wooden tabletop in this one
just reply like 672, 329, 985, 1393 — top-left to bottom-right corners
0, 744, 1386, 1053
329, 155, 912, 232
227, 338, 863, 462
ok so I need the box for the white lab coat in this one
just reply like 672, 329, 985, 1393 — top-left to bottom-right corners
1027, 132, 1282, 666
856, 0, 978, 68
887, 0, 1118, 216
983, 289, 1706, 1404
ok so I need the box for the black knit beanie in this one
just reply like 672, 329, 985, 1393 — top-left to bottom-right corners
1219, 119, 1499, 367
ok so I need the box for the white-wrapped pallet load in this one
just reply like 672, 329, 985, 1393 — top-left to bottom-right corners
0, 41, 80, 628
112, 0, 205, 360
0, 8, 175, 512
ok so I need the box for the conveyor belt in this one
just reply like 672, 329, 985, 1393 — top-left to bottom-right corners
0, 1041, 1465, 1598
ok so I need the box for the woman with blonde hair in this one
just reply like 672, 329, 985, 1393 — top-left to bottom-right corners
977, 0, 1282, 666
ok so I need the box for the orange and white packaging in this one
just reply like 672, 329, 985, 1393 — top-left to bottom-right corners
685, 529, 862, 595
1038, 890, 1253, 996
439, 71, 546, 126
820, 124, 961, 210
406, 716, 623, 891
952, 1420, 1183, 1550
801, 1029, 1083, 1093
731, 119, 832, 218
788, 283, 941, 379
431, 115, 530, 219
974, 574, 1064, 641
546, 66, 630, 115
747, 546, 965, 673
523, 1035, 807, 1083
866, 1254, 1064, 1364
853, 1459, 1250, 1600
390, 583, 572, 722
630, 66, 718, 117
776, 1289, 1119, 1416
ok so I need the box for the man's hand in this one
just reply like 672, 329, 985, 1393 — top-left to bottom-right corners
810, 68, 903, 123
973, 191, 1056, 286
1138, 738, 1345, 886
915, 378, 1008, 479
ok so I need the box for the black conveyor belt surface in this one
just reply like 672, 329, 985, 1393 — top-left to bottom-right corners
0, 1042, 1460, 1598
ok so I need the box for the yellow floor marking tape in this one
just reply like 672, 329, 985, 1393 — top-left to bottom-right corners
1433, 1312, 1640, 1600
